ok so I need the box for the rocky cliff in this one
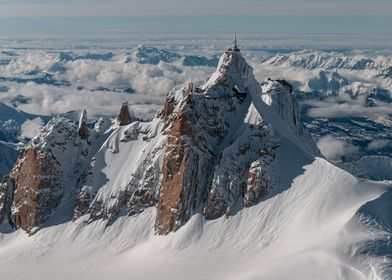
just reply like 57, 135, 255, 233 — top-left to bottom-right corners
0, 119, 87, 232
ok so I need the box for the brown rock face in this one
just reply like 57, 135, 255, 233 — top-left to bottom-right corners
155, 52, 254, 234
6, 119, 88, 233
78, 109, 89, 139
11, 148, 61, 232
117, 102, 132, 126
162, 93, 174, 119
79, 124, 89, 139
186, 82, 193, 94
155, 110, 206, 234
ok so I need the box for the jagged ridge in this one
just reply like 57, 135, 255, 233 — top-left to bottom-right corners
0, 49, 316, 235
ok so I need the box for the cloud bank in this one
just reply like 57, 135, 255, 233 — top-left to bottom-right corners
0, 49, 215, 119
19, 117, 44, 140
317, 135, 359, 161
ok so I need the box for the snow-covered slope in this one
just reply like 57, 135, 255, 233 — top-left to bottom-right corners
0, 156, 389, 280
0, 48, 391, 280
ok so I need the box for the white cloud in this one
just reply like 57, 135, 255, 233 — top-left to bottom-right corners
367, 139, 389, 150
19, 117, 44, 140
1, 47, 391, 125
307, 102, 392, 118
317, 135, 359, 161
0, 50, 215, 120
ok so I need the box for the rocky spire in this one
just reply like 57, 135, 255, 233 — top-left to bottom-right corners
186, 82, 193, 94
78, 109, 89, 139
155, 49, 261, 234
233, 32, 239, 52
117, 102, 132, 126
229, 32, 240, 52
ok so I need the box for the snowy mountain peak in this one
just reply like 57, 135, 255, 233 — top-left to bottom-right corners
155, 50, 318, 234
204, 50, 255, 90
1, 48, 318, 236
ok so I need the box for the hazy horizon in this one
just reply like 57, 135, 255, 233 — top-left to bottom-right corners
1, 0, 392, 17
1, 15, 392, 50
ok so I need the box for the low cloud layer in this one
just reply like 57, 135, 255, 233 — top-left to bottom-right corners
1, 47, 391, 124
317, 135, 359, 161
0, 50, 214, 119
368, 139, 389, 150
307, 101, 392, 118
19, 117, 44, 140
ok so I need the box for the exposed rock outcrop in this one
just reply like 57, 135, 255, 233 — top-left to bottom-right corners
117, 102, 132, 126
186, 82, 193, 94
78, 109, 89, 140
244, 144, 278, 208
74, 118, 166, 223
6, 119, 91, 233
11, 147, 61, 232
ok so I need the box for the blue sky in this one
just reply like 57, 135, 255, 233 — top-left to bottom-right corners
1, 15, 392, 50
0, 0, 391, 17
0, 1, 392, 49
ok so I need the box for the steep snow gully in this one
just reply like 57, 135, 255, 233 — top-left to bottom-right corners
0, 48, 391, 280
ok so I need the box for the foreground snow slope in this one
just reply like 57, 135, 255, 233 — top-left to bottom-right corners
0, 152, 389, 280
